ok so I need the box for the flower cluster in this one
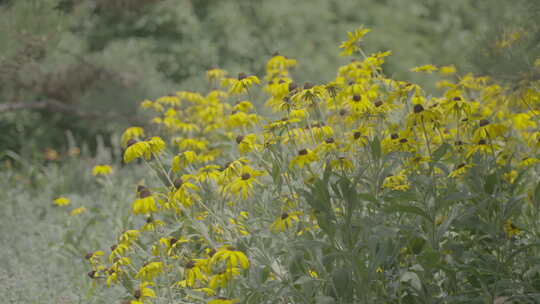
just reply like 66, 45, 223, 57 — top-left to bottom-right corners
84, 26, 540, 303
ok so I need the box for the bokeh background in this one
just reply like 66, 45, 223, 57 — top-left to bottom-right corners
1, 0, 539, 158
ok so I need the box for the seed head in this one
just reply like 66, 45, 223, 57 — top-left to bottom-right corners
236, 135, 245, 144
288, 82, 298, 91
303, 82, 314, 90
185, 260, 196, 269
352, 94, 361, 102
241, 173, 251, 180
139, 188, 152, 198
413, 104, 424, 113
479, 119, 490, 127
237, 72, 247, 80
353, 132, 362, 139
399, 138, 408, 143
281, 212, 289, 219
126, 139, 138, 147
173, 178, 183, 189
325, 138, 335, 144
298, 149, 308, 155
391, 133, 399, 140
374, 100, 383, 107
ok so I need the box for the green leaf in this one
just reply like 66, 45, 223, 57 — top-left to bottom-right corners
315, 296, 336, 304
400, 271, 422, 291
431, 142, 450, 162
357, 192, 378, 204
534, 181, 540, 206
409, 236, 426, 254
370, 136, 381, 160
484, 172, 498, 194
385, 204, 432, 222
331, 267, 353, 301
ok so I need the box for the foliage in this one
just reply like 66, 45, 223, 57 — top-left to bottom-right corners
1, 0, 539, 158
67, 27, 540, 303
0, 137, 141, 303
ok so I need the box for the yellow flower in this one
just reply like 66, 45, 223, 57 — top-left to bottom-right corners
503, 170, 518, 184
330, 157, 354, 171
207, 68, 228, 82
85, 250, 104, 266
70, 207, 87, 216
233, 100, 255, 113
135, 261, 164, 281
197, 165, 221, 183
265, 53, 297, 80
174, 138, 209, 151
124, 141, 151, 163
226, 111, 260, 129
141, 218, 165, 232
223, 165, 265, 200
132, 186, 158, 215
172, 151, 200, 172
503, 220, 521, 238
54, 197, 70, 207
339, 26, 371, 56
439, 65, 456, 76
465, 139, 496, 159
382, 172, 410, 191
156, 94, 181, 106
119, 230, 140, 245
229, 218, 249, 236
210, 246, 250, 270
270, 211, 302, 232
448, 163, 473, 178
147, 136, 166, 154
411, 64, 438, 73
182, 259, 209, 287
208, 267, 241, 289
289, 148, 319, 169
133, 282, 156, 302
223, 73, 260, 95
121, 127, 145, 147
236, 134, 262, 154
92, 165, 113, 176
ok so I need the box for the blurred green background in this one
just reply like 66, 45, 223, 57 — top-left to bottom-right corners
1, 0, 539, 159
